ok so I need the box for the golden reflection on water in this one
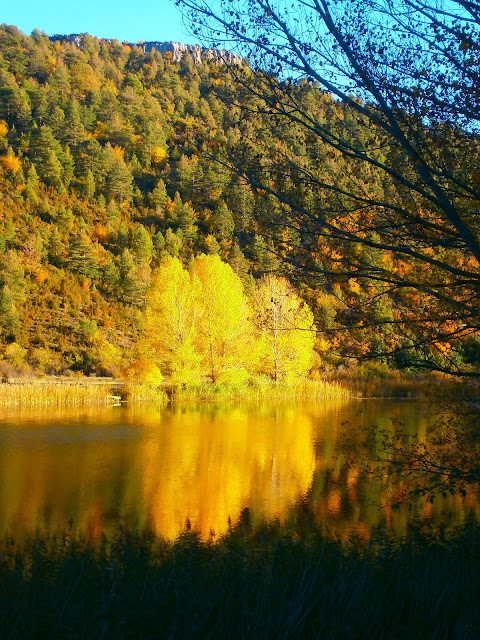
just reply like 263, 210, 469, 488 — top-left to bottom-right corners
0, 400, 478, 542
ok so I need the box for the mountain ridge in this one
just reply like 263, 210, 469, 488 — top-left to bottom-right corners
49, 33, 243, 65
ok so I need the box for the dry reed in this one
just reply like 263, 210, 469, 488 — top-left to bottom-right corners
0, 381, 113, 408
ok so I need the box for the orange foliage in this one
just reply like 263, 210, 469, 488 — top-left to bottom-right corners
94, 224, 110, 243
395, 260, 411, 275
34, 268, 49, 284
433, 341, 452, 356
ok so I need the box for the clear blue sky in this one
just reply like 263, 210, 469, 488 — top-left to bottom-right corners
2, 0, 200, 44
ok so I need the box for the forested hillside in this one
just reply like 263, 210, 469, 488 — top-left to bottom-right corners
0, 24, 476, 378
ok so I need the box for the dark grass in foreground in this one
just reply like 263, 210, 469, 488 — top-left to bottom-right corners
1, 521, 480, 639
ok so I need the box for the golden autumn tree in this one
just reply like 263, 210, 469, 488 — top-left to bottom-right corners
141, 257, 201, 384
191, 254, 255, 383
252, 275, 316, 382
121, 360, 163, 386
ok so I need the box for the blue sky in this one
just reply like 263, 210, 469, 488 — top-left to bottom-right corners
2, 0, 199, 44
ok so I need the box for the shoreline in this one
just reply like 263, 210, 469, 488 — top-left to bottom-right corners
0, 373, 431, 408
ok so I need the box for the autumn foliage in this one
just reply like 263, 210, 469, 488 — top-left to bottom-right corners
0, 23, 478, 378
140, 256, 316, 384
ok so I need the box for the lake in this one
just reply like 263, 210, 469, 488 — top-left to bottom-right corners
0, 399, 477, 542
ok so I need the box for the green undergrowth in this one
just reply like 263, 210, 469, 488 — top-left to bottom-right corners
1, 521, 480, 639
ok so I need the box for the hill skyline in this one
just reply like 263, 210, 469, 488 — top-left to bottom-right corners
1, 0, 191, 45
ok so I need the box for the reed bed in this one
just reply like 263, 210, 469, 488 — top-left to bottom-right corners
0, 381, 114, 408
1, 522, 479, 639
0, 373, 430, 410
123, 382, 169, 405
171, 376, 358, 403
324, 372, 430, 399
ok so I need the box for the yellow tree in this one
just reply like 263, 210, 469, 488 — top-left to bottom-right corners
191, 254, 255, 383
252, 275, 316, 381
141, 257, 201, 384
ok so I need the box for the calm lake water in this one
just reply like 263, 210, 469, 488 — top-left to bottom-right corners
0, 400, 477, 542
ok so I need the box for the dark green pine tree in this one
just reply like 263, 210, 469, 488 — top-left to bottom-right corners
0, 250, 26, 301
102, 258, 120, 295
153, 231, 165, 255
0, 285, 21, 340
251, 234, 280, 274
119, 249, 151, 305
62, 145, 74, 188
0, 69, 31, 131
152, 178, 168, 210
63, 98, 86, 148
43, 150, 65, 193
47, 227, 66, 268
131, 225, 153, 264
178, 201, 197, 244
213, 202, 235, 246
104, 145, 133, 203
68, 235, 100, 279
228, 242, 250, 285
24, 164, 40, 203
83, 169, 96, 200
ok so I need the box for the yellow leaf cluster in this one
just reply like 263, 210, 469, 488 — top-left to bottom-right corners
191, 254, 254, 382
121, 360, 163, 386
1, 154, 22, 174
0, 121, 8, 137
112, 145, 125, 161
103, 79, 118, 95
142, 257, 201, 385
316, 337, 330, 352
46, 55, 57, 74
348, 278, 361, 294
93, 121, 107, 139
252, 275, 316, 382
150, 146, 168, 164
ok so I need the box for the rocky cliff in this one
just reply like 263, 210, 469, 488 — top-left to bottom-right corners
50, 34, 243, 65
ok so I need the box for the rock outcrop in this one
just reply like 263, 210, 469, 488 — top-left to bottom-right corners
50, 34, 243, 66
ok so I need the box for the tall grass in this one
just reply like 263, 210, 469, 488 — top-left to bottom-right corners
1, 522, 479, 639
0, 381, 114, 408
123, 382, 169, 405
0, 372, 428, 410
171, 376, 358, 403
324, 370, 430, 399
